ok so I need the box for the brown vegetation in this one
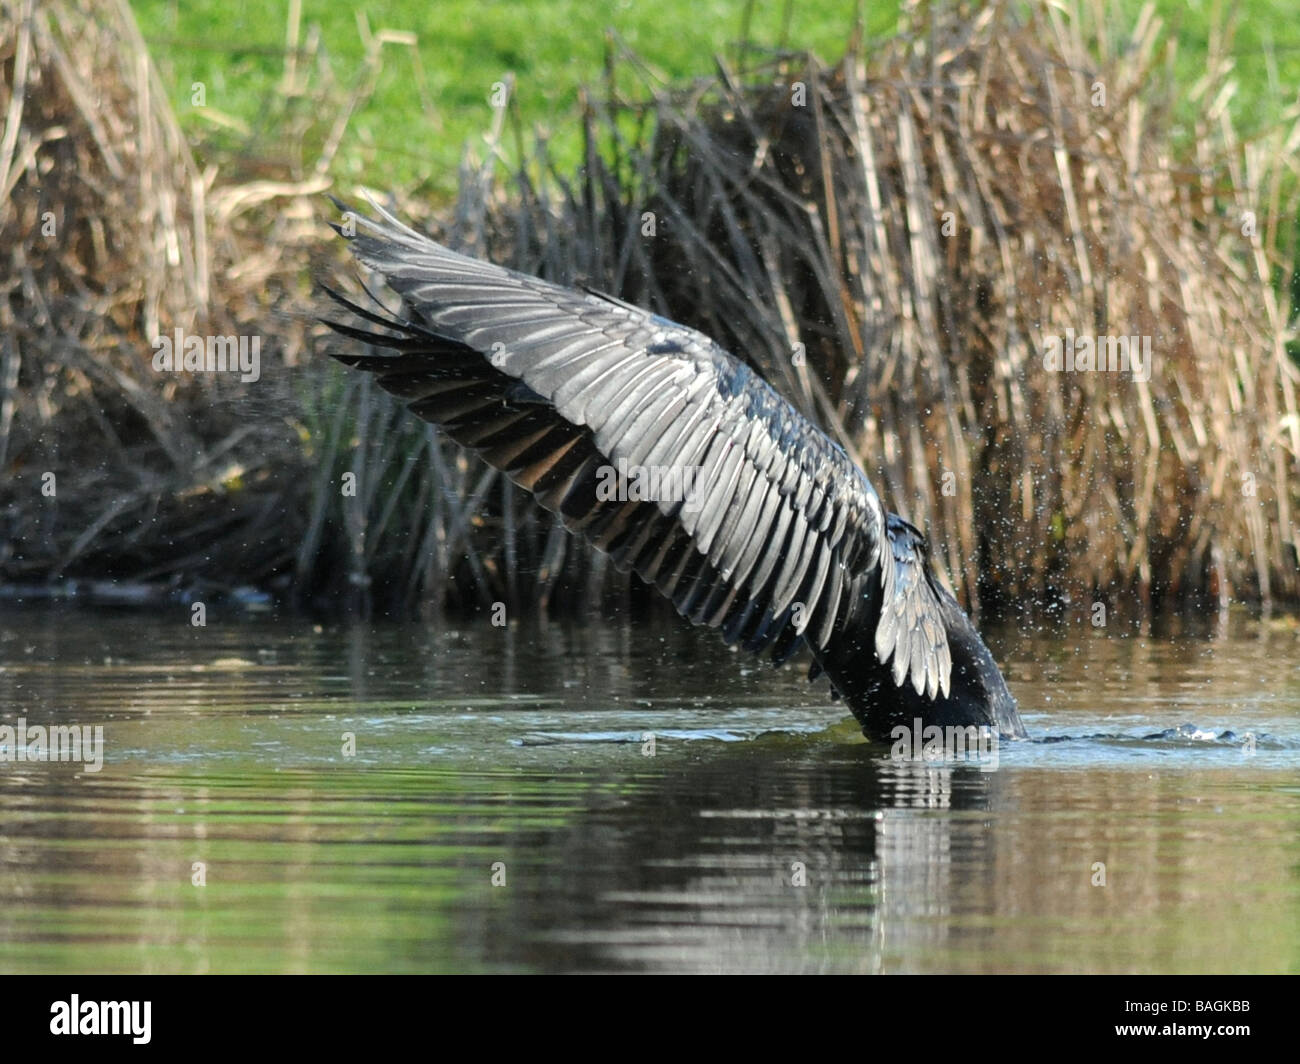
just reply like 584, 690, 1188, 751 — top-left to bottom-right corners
1, 0, 1296, 619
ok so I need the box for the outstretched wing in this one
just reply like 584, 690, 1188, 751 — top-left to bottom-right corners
322, 200, 951, 698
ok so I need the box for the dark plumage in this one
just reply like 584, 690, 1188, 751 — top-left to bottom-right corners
321, 201, 1027, 742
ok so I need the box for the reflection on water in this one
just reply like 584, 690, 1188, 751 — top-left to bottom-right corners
0, 606, 1296, 973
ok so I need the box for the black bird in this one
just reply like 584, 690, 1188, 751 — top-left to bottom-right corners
322, 202, 1027, 742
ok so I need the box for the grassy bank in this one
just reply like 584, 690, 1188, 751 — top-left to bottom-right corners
2, 0, 1297, 621
128, 0, 1300, 196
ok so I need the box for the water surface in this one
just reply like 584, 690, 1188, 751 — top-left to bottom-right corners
0, 606, 1296, 973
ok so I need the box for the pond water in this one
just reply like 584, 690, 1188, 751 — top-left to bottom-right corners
0, 605, 1296, 973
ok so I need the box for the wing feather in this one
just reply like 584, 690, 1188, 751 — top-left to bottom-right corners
325, 201, 954, 695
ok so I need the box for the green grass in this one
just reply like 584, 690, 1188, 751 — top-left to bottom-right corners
125, 0, 1300, 341
129, 1, 1300, 197
129, 0, 1300, 199
131, 0, 888, 196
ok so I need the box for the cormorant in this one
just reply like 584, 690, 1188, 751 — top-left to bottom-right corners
322, 201, 1027, 742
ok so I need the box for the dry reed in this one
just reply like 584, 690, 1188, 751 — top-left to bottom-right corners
454, 0, 1300, 620
2, 0, 1296, 622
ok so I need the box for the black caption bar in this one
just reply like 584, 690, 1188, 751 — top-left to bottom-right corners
0, 974, 1288, 1050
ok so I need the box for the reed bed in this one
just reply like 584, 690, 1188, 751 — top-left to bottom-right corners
0, 0, 353, 601
444, 0, 1300, 619
2, 0, 1297, 621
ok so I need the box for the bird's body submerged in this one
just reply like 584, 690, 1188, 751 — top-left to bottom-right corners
323, 202, 1026, 742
